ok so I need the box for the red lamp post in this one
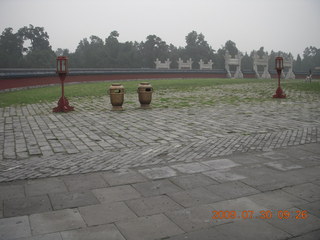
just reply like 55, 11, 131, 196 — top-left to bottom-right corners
273, 56, 286, 98
53, 56, 74, 112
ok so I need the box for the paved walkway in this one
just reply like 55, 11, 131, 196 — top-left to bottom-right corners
0, 85, 320, 239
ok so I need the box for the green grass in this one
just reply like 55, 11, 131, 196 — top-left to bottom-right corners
282, 80, 320, 92
0, 78, 267, 107
0, 78, 318, 108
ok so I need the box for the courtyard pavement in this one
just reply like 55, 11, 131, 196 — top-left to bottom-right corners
0, 85, 320, 240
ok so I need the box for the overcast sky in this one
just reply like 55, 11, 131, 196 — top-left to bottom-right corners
1, 0, 319, 58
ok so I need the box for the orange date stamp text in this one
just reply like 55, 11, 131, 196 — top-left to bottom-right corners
212, 210, 308, 220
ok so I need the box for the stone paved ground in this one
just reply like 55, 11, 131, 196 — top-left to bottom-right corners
0, 80, 320, 239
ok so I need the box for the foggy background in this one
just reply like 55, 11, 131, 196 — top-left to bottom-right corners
0, 0, 320, 57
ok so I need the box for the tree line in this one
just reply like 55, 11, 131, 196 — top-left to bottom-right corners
0, 25, 319, 72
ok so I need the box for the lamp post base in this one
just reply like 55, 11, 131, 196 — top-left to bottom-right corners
273, 87, 286, 98
53, 96, 74, 112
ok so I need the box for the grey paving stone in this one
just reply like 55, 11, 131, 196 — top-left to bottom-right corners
4, 195, 52, 217
16, 233, 62, 240
168, 187, 223, 208
78, 202, 137, 226
25, 178, 68, 196
126, 195, 183, 217
296, 143, 320, 154
116, 213, 184, 240
297, 200, 320, 218
257, 150, 291, 161
209, 197, 264, 215
49, 191, 99, 210
170, 173, 218, 190
101, 169, 147, 186
266, 207, 320, 237
201, 159, 240, 170
288, 229, 320, 240
235, 165, 302, 191
171, 162, 211, 174
166, 227, 229, 240
165, 203, 231, 232
247, 190, 309, 210
229, 153, 269, 165
60, 224, 125, 240
205, 181, 260, 200
29, 209, 86, 235
0, 184, 25, 200
282, 183, 320, 202
132, 179, 183, 197
215, 219, 291, 240
203, 169, 247, 182
138, 166, 177, 179
293, 155, 320, 167
0, 216, 31, 240
62, 173, 108, 192
92, 185, 141, 203
264, 160, 303, 171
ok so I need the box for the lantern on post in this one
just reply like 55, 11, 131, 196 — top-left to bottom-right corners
53, 56, 74, 112
273, 56, 286, 98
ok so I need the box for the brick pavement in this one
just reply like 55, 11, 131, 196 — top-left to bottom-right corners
0, 83, 320, 239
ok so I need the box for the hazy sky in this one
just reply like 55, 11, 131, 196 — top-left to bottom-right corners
1, 0, 319, 58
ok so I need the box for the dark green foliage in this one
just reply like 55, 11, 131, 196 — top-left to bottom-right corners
0, 26, 319, 71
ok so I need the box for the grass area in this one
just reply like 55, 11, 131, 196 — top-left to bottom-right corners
282, 80, 320, 92
0, 78, 319, 108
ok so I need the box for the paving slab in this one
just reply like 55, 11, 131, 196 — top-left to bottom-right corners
101, 169, 147, 186
126, 195, 183, 217
132, 179, 182, 197
171, 162, 211, 174
297, 200, 320, 218
247, 190, 309, 210
235, 165, 304, 191
138, 166, 177, 179
282, 183, 320, 202
49, 191, 99, 210
25, 178, 68, 196
203, 169, 247, 182
205, 181, 260, 200
288, 229, 320, 240
166, 226, 229, 240
29, 209, 85, 235
116, 213, 184, 240
60, 224, 125, 240
0, 184, 25, 200
92, 185, 141, 203
215, 219, 291, 240
78, 201, 137, 226
168, 187, 223, 207
165, 203, 231, 232
264, 160, 303, 171
4, 195, 52, 217
209, 197, 264, 216
170, 173, 218, 190
62, 173, 108, 192
16, 233, 62, 240
266, 207, 320, 237
0, 216, 31, 240
201, 159, 241, 170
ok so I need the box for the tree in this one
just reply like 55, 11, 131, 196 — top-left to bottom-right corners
184, 31, 215, 68
294, 54, 302, 72
241, 52, 253, 71
224, 40, 238, 57
18, 24, 56, 67
0, 28, 24, 67
140, 35, 169, 68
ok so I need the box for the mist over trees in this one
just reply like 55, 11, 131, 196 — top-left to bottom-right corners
0, 25, 319, 72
